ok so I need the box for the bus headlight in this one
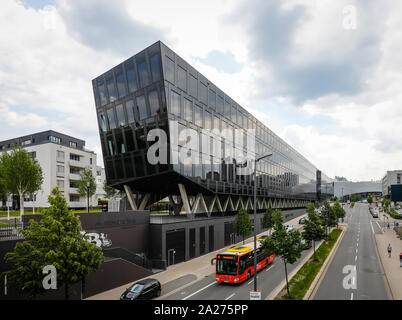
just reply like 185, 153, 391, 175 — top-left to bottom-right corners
234, 278, 239, 282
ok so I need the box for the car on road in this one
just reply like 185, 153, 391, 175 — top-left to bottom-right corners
285, 224, 294, 232
301, 239, 312, 250
299, 217, 307, 224
120, 278, 161, 300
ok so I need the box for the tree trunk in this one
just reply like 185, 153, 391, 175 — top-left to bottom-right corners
65, 284, 69, 300
19, 192, 24, 217
284, 261, 290, 297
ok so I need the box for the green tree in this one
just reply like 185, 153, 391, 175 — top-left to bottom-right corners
261, 209, 303, 298
383, 198, 390, 214
332, 200, 346, 225
3, 187, 104, 299
103, 180, 118, 199
0, 145, 43, 216
234, 208, 253, 244
302, 204, 326, 261
319, 201, 337, 236
367, 195, 373, 204
262, 206, 275, 236
350, 194, 357, 203
76, 168, 96, 212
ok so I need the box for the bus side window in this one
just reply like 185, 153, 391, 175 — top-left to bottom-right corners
239, 259, 246, 274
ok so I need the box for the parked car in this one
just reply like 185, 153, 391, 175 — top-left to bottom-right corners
299, 217, 306, 224
285, 224, 294, 232
120, 278, 161, 300
301, 239, 312, 250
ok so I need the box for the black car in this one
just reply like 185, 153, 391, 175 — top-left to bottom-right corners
301, 239, 312, 250
120, 278, 161, 300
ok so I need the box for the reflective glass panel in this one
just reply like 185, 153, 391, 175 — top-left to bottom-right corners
116, 69, 126, 98
184, 98, 192, 122
170, 90, 180, 116
178, 66, 187, 91
116, 104, 126, 127
136, 95, 147, 120
150, 54, 162, 82
106, 76, 117, 102
126, 100, 135, 123
148, 89, 159, 116
137, 61, 149, 88
165, 56, 174, 83
107, 108, 116, 130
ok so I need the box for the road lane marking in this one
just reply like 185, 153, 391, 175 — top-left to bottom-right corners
376, 222, 381, 230
225, 293, 236, 300
355, 255, 357, 262
370, 221, 375, 234
182, 282, 216, 300
266, 264, 276, 272
351, 292, 354, 300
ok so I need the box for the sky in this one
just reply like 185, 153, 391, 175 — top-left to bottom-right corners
1, 0, 401, 182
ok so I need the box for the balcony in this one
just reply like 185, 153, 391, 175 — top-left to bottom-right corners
69, 187, 80, 194
69, 173, 81, 181
56, 157, 65, 163
69, 160, 86, 168
56, 172, 65, 178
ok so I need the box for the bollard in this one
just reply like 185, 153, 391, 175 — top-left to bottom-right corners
400, 253, 402, 267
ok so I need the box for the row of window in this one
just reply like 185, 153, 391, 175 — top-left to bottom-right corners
98, 87, 164, 132
164, 54, 318, 179
94, 53, 162, 107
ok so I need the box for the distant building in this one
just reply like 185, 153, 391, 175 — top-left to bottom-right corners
335, 176, 348, 182
334, 180, 382, 199
0, 130, 105, 209
382, 170, 402, 202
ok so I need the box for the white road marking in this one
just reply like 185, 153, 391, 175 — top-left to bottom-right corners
225, 293, 236, 300
376, 222, 381, 230
266, 264, 276, 272
182, 282, 216, 300
370, 221, 375, 234
351, 292, 354, 300
355, 255, 357, 262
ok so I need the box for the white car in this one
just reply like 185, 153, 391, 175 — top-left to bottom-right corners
285, 225, 294, 232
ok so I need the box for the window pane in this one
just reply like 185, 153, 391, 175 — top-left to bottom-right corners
137, 61, 149, 88
99, 112, 107, 132
195, 105, 203, 127
189, 74, 197, 98
178, 66, 187, 91
107, 136, 115, 156
124, 127, 135, 151
205, 111, 212, 130
115, 130, 126, 154
106, 76, 117, 102
224, 99, 231, 119
184, 98, 192, 122
165, 56, 174, 83
199, 82, 207, 105
231, 105, 237, 124
150, 54, 162, 82
97, 79, 107, 106
209, 89, 216, 110
116, 71, 126, 98
116, 104, 126, 127
107, 108, 116, 130
148, 89, 159, 116
214, 116, 220, 130
170, 90, 180, 116
126, 100, 135, 123
217, 95, 224, 114
136, 95, 147, 120
125, 61, 137, 93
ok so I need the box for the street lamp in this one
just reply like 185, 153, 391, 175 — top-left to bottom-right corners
86, 181, 90, 214
253, 151, 273, 293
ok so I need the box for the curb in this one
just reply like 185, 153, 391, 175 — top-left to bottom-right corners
265, 239, 323, 300
304, 226, 346, 300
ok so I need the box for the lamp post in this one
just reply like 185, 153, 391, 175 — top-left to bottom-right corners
86, 181, 90, 214
253, 151, 273, 293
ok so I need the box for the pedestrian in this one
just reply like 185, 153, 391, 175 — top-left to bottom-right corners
387, 243, 392, 258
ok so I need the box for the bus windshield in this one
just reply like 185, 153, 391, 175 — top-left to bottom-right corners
216, 259, 238, 275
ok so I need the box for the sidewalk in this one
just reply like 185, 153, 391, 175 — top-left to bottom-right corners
87, 212, 307, 300
374, 216, 402, 300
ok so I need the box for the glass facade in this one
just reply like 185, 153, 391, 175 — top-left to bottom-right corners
93, 41, 332, 201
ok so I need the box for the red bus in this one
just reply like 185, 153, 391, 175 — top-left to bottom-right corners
215, 237, 275, 284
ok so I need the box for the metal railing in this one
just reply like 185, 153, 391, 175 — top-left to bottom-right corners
0, 218, 24, 240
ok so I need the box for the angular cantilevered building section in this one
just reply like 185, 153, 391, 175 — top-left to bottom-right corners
92, 41, 333, 214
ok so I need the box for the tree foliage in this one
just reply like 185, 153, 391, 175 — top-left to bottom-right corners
3, 187, 104, 299
319, 201, 337, 235
103, 180, 118, 199
262, 206, 275, 235
261, 209, 302, 297
76, 168, 96, 198
302, 203, 326, 261
234, 208, 253, 244
0, 145, 43, 216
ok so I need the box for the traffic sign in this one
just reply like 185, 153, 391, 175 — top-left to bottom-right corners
250, 291, 261, 300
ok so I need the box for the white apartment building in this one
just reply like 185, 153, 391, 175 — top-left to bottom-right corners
0, 130, 106, 209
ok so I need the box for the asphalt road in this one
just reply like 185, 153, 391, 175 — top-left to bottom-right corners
314, 203, 389, 300
165, 209, 310, 300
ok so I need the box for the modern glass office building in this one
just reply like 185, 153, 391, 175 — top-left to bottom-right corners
92, 41, 333, 212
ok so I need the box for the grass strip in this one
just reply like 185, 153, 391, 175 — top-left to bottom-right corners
275, 228, 342, 300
